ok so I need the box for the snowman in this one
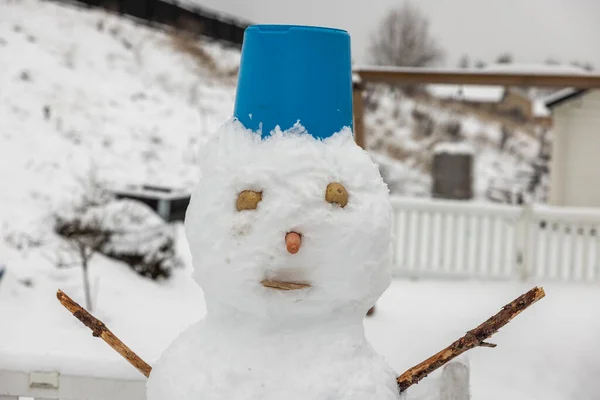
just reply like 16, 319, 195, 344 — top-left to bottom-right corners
146, 25, 402, 400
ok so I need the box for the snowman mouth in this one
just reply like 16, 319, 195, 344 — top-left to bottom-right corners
261, 279, 311, 291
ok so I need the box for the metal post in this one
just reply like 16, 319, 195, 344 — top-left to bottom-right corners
440, 357, 470, 400
157, 199, 171, 221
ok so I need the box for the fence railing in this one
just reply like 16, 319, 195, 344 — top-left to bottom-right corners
0, 369, 145, 400
390, 196, 600, 281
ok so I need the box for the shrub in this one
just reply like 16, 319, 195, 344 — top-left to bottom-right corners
55, 199, 180, 280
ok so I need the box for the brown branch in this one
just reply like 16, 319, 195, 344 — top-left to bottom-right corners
57, 289, 152, 378
397, 286, 545, 393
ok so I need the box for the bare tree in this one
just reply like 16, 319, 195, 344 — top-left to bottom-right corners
51, 169, 110, 312
475, 60, 486, 69
52, 216, 107, 311
68, 231, 104, 311
368, 2, 444, 68
458, 54, 470, 69
495, 53, 513, 64
571, 60, 594, 71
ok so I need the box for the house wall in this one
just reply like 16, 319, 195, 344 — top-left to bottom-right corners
549, 90, 600, 207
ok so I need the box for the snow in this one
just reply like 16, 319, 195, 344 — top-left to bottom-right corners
433, 141, 475, 155
0, 0, 236, 244
371, 152, 431, 198
481, 63, 589, 75
2, 251, 600, 400
533, 99, 551, 117
0, 0, 233, 379
427, 84, 505, 103
57, 199, 181, 277
354, 64, 591, 76
147, 121, 399, 400
0, 229, 202, 380
365, 88, 541, 202
367, 280, 600, 400
543, 88, 585, 107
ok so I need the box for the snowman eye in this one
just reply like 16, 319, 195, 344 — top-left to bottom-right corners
325, 183, 348, 208
236, 190, 262, 211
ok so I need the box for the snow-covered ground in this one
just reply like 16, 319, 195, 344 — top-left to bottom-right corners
1, 237, 598, 400
368, 279, 600, 400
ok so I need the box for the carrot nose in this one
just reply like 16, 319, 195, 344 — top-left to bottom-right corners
285, 232, 302, 254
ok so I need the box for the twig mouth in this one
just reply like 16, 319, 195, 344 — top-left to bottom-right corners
261, 279, 311, 291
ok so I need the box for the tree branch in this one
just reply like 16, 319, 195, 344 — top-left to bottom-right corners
397, 286, 545, 393
57, 289, 152, 378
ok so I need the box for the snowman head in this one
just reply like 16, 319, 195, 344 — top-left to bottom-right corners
185, 120, 392, 325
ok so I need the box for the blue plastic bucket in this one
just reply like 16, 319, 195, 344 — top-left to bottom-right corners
233, 24, 353, 139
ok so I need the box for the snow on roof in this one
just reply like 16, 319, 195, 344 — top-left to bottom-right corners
482, 63, 589, 75
353, 64, 591, 76
533, 99, 551, 117
427, 84, 505, 103
424, 63, 592, 107
433, 141, 475, 155
544, 88, 589, 108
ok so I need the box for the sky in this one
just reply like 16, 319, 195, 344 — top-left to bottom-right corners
195, 0, 600, 69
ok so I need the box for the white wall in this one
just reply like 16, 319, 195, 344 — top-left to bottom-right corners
549, 90, 600, 208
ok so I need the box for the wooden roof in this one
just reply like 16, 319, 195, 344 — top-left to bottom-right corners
353, 66, 600, 89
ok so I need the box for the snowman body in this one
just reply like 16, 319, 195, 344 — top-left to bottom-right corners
146, 314, 400, 400
145, 121, 401, 400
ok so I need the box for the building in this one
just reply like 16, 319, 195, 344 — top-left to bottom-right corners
427, 63, 588, 126
546, 89, 600, 207
426, 83, 505, 110
426, 84, 550, 123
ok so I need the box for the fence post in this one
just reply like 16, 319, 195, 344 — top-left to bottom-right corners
352, 77, 365, 150
439, 356, 470, 400
515, 203, 534, 280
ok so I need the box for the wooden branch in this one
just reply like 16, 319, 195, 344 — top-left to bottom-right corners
261, 279, 311, 291
57, 289, 152, 378
397, 286, 545, 393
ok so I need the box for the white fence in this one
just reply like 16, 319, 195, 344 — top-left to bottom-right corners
390, 196, 600, 281
0, 369, 145, 400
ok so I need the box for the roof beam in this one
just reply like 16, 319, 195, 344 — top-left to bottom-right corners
353, 66, 600, 88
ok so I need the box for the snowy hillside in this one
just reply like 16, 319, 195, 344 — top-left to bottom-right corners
0, 0, 234, 382
365, 87, 543, 201
0, 0, 236, 369
0, 0, 237, 245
